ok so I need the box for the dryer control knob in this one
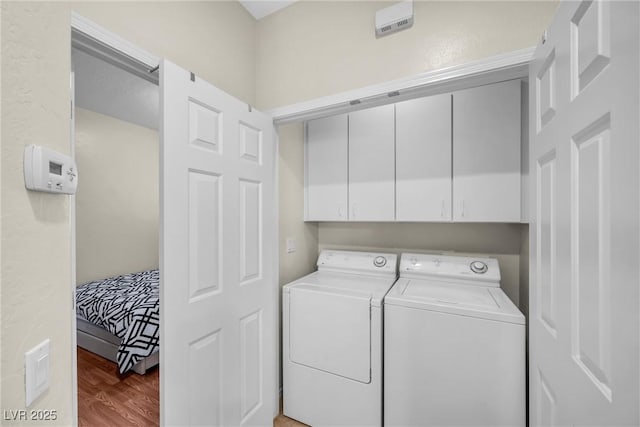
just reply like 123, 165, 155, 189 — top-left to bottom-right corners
470, 261, 488, 274
373, 256, 387, 267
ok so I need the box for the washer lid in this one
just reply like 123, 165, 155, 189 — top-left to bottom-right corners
385, 278, 525, 325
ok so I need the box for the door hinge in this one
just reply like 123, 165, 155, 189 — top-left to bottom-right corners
190, 72, 195, 82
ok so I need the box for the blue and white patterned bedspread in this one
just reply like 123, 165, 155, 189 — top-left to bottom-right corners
76, 269, 159, 373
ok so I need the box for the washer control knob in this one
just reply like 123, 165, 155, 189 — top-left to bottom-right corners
470, 261, 488, 274
373, 256, 387, 267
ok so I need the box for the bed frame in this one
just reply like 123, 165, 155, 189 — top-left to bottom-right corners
77, 317, 159, 375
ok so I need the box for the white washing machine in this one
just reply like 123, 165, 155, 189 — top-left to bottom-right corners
283, 250, 398, 426
384, 253, 526, 427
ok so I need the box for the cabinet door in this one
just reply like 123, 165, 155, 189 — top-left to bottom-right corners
348, 104, 395, 221
453, 80, 521, 222
396, 94, 452, 221
305, 114, 348, 220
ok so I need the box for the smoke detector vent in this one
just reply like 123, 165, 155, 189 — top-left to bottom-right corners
375, 0, 414, 38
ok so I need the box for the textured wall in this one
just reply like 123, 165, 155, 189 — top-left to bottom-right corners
278, 123, 319, 287
1, 3, 74, 423
256, 1, 557, 308
256, 0, 558, 109
75, 108, 159, 285
318, 222, 525, 307
1, 1, 256, 422
72, 1, 257, 104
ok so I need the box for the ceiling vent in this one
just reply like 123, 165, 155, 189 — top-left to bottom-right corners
375, 0, 414, 38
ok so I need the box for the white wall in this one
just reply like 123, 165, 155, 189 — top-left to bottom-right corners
75, 108, 159, 285
1, 2, 256, 421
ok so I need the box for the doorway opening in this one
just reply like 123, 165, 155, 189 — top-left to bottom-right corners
71, 19, 161, 426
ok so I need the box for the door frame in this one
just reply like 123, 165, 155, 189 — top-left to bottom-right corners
70, 11, 283, 424
69, 13, 159, 426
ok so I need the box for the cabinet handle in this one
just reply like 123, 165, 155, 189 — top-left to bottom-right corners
461, 200, 465, 218
441, 200, 446, 218
338, 206, 343, 218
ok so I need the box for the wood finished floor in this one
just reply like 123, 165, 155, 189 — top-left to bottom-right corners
78, 347, 307, 426
77, 347, 159, 426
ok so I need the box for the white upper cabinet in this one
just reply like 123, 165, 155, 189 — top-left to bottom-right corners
453, 80, 521, 222
348, 104, 395, 221
305, 114, 348, 221
396, 94, 452, 221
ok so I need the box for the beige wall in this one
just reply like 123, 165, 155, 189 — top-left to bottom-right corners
278, 123, 319, 286
319, 223, 525, 307
1, 3, 74, 422
1, 1, 255, 422
73, 1, 256, 105
1, 0, 558, 421
75, 108, 159, 285
256, 1, 557, 307
256, 1, 558, 109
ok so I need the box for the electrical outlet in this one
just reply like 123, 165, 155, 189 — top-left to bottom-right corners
25, 339, 50, 406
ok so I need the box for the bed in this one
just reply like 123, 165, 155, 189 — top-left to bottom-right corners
75, 269, 160, 374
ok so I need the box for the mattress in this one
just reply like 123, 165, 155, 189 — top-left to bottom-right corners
76, 269, 159, 373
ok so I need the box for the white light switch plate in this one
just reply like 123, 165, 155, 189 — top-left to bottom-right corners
286, 238, 296, 253
25, 339, 50, 407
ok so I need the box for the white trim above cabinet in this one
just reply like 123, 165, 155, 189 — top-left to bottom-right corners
270, 47, 533, 124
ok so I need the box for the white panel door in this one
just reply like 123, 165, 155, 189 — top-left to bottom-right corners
305, 114, 348, 221
396, 94, 452, 221
453, 80, 521, 222
348, 104, 395, 221
161, 59, 277, 426
529, 1, 639, 425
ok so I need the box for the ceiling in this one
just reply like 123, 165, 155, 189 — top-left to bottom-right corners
73, 48, 159, 130
239, 0, 298, 20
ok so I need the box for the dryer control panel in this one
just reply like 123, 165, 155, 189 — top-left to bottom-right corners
317, 250, 397, 276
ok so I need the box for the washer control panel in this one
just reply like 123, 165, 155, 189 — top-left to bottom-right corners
400, 253, 500, 285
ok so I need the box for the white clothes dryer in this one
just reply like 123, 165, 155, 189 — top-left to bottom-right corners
384, 253, 526, 427
283, 250, 398, 426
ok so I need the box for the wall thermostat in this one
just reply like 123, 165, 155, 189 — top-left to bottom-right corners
24, 145, 78, 195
